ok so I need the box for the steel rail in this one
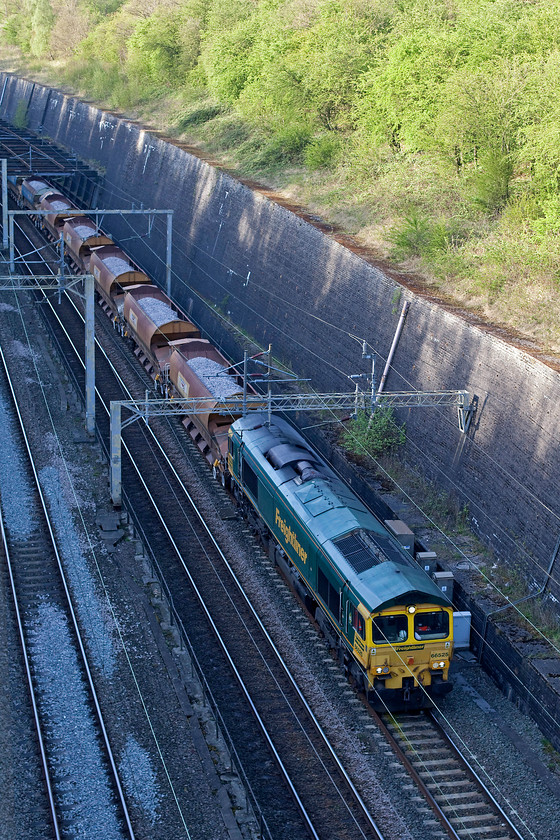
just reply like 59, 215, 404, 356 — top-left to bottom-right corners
0, 422, 62, 840
58, 265, 385, 840
74, 300, 381, 837
372, 708, 462, 840
0, 142, 531, 840
17, 243, 321, 840
429, 710, 527, 840
0, 120, 78, 173
10, 213, 386, 840
378, 706, 528, 840
5, 219, 319, 838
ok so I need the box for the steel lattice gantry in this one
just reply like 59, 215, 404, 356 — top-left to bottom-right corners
0, 117, 100, 183
108, 389, 473, 506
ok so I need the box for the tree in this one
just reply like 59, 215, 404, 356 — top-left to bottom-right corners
438, 57, 529, 209
30, 0, 55, 57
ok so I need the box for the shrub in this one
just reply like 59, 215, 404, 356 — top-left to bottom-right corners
472, 151, 514, 212
389, 211, 433, 258
340, 407, 406, 459
388, 211, 463, 260
304, 135, 341, 170
13, 100, 28, 129
2, 13, 29, 49
244, 125, 313, 171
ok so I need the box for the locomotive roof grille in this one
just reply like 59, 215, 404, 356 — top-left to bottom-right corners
364, 531, 409, 567
334, 529, 410, 575
334, 532, 380, 574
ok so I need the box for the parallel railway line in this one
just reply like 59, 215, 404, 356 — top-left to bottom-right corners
51, 221, 533, 840
0, 346, 134, 840
0, 117, 98, 188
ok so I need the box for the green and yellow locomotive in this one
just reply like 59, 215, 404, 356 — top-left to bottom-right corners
229, 413, 454, 711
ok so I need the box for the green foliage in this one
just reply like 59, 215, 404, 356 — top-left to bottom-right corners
13, 100, 29, 129
531, 195, 560, 240
127, 10, 184, 87
126, 1, 208, 90
83, 0, 125, 17
8, 0, 560, 330
389, 212, 456, 259
204, 116, 251, 152
472, 151, 514, 212
519, 598, 560, 649
340, 407, 406, 459
199, 0, 259, 103
266, 125, 313, 165
542, 739, 560, 773
240, 125, 313, 172
175, 104, 222, 131
2, 13, 30, 49
389, 212, 432, 258
30, 0, 55, 57
304, 135, 341, 170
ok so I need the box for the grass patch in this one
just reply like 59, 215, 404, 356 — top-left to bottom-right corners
542, 740, 560, 775
239, 125, 313, 173
383, 457, 472, 536
175, 104, 222, 131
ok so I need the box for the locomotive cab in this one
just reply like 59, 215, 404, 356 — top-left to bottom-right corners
365, 602, 453, 711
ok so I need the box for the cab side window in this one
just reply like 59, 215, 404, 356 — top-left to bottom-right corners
372, 614, 408, 644
349, 605, 365, 640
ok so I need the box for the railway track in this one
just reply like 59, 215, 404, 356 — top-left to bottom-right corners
50, 240, 535, 840
0, 346, 134, 840
377, 709, 527, 840
3, 169, 533, 840
7, 215, 386, 839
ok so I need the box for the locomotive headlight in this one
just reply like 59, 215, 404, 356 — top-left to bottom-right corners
407, 605, 416, 614
376, 667, 383, 674
439, 661, 446, 668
